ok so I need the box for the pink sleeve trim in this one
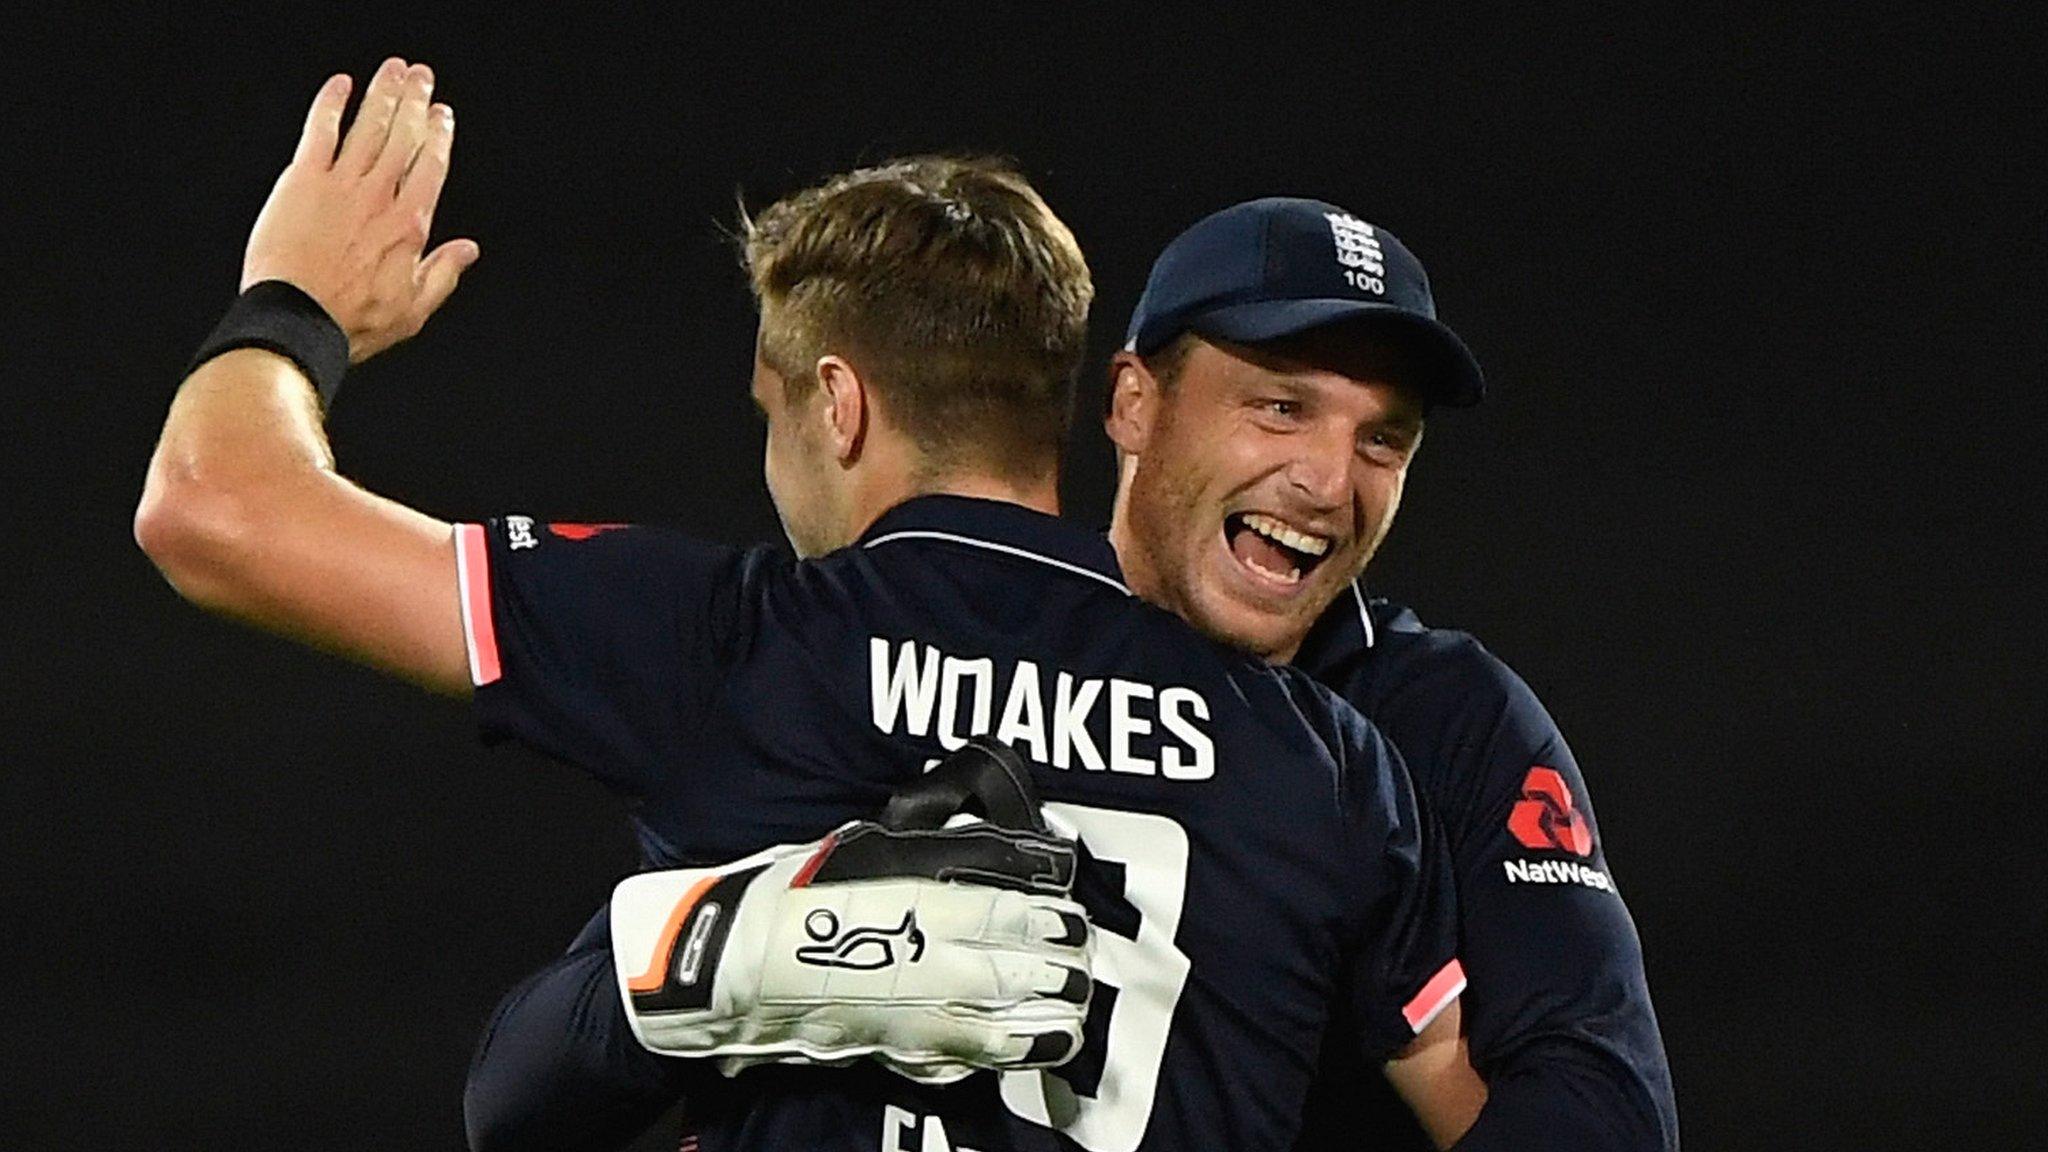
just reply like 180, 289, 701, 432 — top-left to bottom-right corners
454, 524, 502, 686
1402, 958, 1467, 1034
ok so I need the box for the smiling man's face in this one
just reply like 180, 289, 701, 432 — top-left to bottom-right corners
1107, 330, 1427, 663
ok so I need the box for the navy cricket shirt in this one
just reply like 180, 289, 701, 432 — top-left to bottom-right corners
451, 495, 1463, 1152
1292, 589, 1679, 1151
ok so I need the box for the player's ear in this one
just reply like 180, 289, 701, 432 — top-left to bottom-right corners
814, 354, 868, 464
1103, 351, 1160, 455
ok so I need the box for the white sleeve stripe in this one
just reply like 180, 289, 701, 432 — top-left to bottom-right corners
1401, 958, 1467, 1034
454, 524, 502, 686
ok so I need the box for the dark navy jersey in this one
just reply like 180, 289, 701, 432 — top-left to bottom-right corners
453, 497, 1463, 1152
1291, 587, 1679, 1151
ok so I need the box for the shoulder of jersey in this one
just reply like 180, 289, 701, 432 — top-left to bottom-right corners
1357, 596, 1544, 719
1368, 596, 1489, 666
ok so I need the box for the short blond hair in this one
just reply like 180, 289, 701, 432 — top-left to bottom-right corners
741, 156, 1093, 479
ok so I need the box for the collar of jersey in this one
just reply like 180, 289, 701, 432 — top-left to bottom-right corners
1294, 577, 1380, 667
858, 495, 1130, 594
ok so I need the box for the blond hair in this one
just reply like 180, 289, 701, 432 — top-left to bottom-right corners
741, 156, 1093, 479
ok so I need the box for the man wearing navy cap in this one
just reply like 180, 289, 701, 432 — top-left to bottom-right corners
1105, 197, 1678, 1150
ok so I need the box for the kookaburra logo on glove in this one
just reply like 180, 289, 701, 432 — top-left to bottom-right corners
611, 738, 1093, 1084
796, 908, 926, 971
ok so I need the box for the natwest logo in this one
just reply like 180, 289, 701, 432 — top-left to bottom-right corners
1503, 858, 1614, 891
1507, 766, 1594, 857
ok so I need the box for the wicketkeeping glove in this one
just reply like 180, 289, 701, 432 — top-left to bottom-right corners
609, 738, 1092, 1083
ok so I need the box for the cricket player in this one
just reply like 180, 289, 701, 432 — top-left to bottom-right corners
135, 59, 1484, 1152
1104, 199, 1679, 1150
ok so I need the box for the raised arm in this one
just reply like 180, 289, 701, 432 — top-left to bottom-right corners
135, 59, 481, 695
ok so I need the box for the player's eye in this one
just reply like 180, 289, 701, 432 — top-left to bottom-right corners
1257, 398, 1303, 419
1360, 427, 1417, 463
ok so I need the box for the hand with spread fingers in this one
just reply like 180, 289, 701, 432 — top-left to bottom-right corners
242, 58, 480, 363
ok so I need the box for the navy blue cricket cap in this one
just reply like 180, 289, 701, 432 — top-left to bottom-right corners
1125, 198, 1486, 407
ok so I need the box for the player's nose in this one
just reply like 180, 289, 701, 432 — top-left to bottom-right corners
1281, 432, 1353, 512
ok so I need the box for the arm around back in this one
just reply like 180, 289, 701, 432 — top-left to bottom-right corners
1382, 628, 1678, 1150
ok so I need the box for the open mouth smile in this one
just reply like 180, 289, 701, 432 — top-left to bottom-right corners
1223, 511, 1334, 590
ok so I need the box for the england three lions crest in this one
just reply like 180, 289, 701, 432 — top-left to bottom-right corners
1324, 212, 1386, 276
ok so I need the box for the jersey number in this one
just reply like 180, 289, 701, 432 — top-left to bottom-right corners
999, 803, 1191, 1152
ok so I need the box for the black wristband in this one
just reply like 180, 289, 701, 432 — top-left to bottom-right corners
187, 281, 350, 409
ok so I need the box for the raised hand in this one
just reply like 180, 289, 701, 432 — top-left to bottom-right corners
242, 58, 480, 363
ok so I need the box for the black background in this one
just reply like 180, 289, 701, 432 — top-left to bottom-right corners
5, 5, 2042, 1150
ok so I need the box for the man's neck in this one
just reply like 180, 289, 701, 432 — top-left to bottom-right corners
844, 466, 1061, 545
914, 470, 1061, 515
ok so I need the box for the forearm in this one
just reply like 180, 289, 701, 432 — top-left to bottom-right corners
144, 344, 333, 501
467, 944, 693, 1152
1450, 891, 1677, 1152
1452, 1036, 1673, 1152
140, 348, 337, 595
137, 347, 468, 692
1384, 1000, 1486, 1150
